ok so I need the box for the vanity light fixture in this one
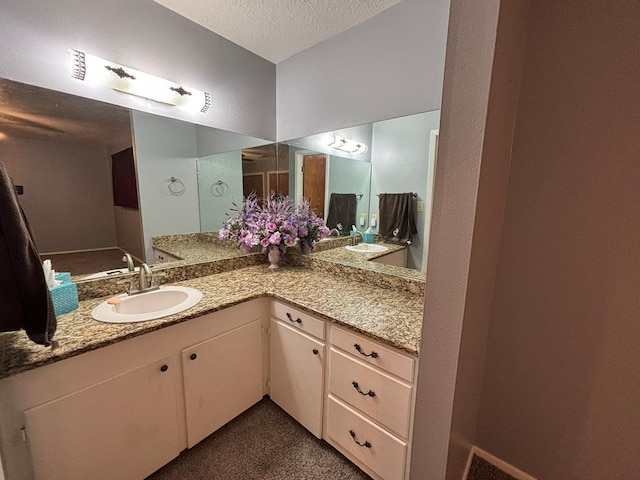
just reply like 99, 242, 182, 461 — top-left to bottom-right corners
70, 50, 211, 113
327, 134, 368, 154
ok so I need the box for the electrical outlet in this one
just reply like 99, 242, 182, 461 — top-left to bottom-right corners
417, 201, 424, 212
370, 214, 377, 227
359, 213, 367, 226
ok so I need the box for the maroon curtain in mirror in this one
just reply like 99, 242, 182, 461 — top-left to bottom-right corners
111, 147, 139, 209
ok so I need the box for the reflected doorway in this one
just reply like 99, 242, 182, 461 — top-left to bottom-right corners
295, 152, 327, 217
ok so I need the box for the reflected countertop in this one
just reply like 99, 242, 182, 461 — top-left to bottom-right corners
0, 265, 425, 380
152, 232, 256, 263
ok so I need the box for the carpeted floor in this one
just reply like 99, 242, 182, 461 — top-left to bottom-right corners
40, 248, 136, 276
146, 398, 371, 480
467, 455, 517, 480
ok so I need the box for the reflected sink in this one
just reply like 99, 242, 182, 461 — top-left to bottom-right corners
345, 244, 389, 253
82, 267, 140, 280
92, 286, 202, 323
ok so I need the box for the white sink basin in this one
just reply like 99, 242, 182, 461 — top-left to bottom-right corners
92, 286, 202, 323
345, 244, 389, 253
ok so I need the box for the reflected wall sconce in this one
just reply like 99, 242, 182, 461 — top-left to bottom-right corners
70, 50, 211, 113
327, 134, 368, 154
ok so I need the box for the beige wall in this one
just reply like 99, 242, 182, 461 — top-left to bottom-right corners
410, 0, 510, 478
0, 137, 118, 253
475, 1, 640, 479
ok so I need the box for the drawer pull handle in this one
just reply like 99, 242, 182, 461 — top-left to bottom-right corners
160, 364, 168, 372
313, 349, 319, 355
286, 312, 302, 324
190, 353, 197, 361
352, 381, 376, 398
349, 430, 372, 448
354, 343, 379, 358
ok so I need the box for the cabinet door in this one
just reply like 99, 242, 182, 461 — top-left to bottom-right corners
269, 318, 325, 438
23, 356, 181, 480
182, 318, 263, 448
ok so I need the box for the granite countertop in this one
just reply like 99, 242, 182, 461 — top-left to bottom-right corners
308, 241, 426, 282
152, 232, 257, 264
0, 265, 424, 380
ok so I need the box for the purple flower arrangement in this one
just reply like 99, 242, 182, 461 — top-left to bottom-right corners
296, 198, 331, 252
219, 193, 328, 255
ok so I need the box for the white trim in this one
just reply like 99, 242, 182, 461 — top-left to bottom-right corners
422, 128, 439, 273
467, 447, 538, 480
462, 446, 474, 480
39, 246, 121, 256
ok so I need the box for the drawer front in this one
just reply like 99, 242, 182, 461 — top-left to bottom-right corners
326, 395, 407, 480
271, 301, 325, 340
329, 348, 412, 438
331, 327, 415, 382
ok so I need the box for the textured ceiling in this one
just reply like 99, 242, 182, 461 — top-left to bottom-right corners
0, 79, 132, 151
153, 0, 402, 63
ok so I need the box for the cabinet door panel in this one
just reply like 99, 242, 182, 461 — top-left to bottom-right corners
182, 319, 263, 448
23, 356, 180, 480
269, 318, 325, 438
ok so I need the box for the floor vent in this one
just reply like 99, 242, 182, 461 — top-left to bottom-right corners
464, 447, 537, 480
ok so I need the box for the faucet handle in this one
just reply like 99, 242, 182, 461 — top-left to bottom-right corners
116, 278, 135, 294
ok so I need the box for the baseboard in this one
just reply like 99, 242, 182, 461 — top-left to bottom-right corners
40, 246, 120, 255
465, 446, 537, 480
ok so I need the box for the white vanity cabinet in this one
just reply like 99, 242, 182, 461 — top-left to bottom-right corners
325, 327, 417, 480
0, 299, 267, 480
182, 319, 263, 447
269, 301, 325, 438
371, 248, 407, 268
23, 356, 181, 480
153, 247, 181, 264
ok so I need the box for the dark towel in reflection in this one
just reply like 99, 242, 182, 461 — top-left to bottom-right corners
0, 162, 56, 345
378, 193, 418, 245
325, 193, 357, 235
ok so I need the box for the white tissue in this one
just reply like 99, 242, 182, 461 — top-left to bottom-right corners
42, 259, 61, 288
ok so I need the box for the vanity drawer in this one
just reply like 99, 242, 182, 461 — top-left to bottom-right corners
270, 301, 325, 340
326, 395, 407, 480
331, 327, 415, 382
329, 348, 412, 439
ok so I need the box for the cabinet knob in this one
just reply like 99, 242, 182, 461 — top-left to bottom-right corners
190, 353, 197, 361
160, 364, 168, 372
286, 312, 302, 324
312, 349, 319, 355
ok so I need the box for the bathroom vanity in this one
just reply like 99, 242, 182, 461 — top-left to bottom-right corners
0, 262, 423, 480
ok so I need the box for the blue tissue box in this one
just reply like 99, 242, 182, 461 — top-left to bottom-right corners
55, 272, 72, 283
363, 232, 375, 244
50, 274, 78, 316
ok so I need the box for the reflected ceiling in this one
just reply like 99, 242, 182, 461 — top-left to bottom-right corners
0, 79, 131, 151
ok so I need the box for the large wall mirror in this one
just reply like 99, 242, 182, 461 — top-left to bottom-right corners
279, 109, 440, 273
0, 78, 273, 281
0, 77, 439, 281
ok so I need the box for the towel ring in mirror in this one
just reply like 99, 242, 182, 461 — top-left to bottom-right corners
166, 177, 185, 196
210, 180, 229, 197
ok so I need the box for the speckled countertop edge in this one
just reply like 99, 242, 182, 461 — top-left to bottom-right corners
0, 265, 424, 380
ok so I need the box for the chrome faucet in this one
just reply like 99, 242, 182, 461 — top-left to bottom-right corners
329, 228, 341, 238
351, 231, 363, 246
122, 252, 135, 272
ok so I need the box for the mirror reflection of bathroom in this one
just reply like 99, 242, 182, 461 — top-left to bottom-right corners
0, 78, 272, 280
282, 109, 441, 272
